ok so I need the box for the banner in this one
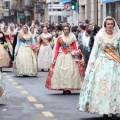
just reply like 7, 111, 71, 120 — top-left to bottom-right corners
103, 0, 120, 3
61, 0, 71, 3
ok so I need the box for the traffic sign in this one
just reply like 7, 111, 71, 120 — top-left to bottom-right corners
48, 4, 64, 9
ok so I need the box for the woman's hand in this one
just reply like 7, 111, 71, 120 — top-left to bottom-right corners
89, 63, 94, 73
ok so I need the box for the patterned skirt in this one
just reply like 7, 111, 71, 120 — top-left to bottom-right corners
13, 45, 37, 76
46, 52, 82, 90
0, 44, 10, 67
78, 56, 120, 115
0, 72, 7, 99
38, 44, 52, 70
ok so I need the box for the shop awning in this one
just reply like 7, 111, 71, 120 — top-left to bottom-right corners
60, 0, 71, 4
103, 0, 120, 4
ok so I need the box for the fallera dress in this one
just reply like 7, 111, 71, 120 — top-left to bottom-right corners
0, 32, 10, 67
46, 33, 82, 90
13, 34, 37, 76
0, 69, 7, 100
78, 33, 120, 115
38, 33, 52, 70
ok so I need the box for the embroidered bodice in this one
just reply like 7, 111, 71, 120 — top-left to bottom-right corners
54, 33, 77, 60
89, 34, 120, 64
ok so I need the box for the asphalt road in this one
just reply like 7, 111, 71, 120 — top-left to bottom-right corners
0, 68, 119, 120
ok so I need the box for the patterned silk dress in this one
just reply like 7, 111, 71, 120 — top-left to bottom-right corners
0, 32, 10, 67
38, 33, 52, 70
78, 34, 120, 115
0, 71, 7, 100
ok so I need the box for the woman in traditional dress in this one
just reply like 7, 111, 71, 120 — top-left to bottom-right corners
46, 25, 82, 94
3, 25, 13, 66
38, 27, 52, 71
78, 16, 120, 120
0, 56, 7, 100
0, 26, 10, 71
13, 25, 37, 76
8, 24, 16, 46
30, 26, 39, 43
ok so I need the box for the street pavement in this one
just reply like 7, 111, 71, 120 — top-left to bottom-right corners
0, 68, 119, 120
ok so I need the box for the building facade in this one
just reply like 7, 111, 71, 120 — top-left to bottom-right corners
78, 0, 102, 26
105, 1, 120, 24
78, 0, 120, 26
47, 0, 66, 23
34, 0, 48, 22
0, 0, 49, 24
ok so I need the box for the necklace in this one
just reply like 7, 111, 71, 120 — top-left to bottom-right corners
106, 30, 113, 35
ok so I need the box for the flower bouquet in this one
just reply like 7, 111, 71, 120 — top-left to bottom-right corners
71, 50, 79, 56
31, 44, 39, 50
50, 40, 54, 48
2, 42, 8, 49
71, 50, 80, 61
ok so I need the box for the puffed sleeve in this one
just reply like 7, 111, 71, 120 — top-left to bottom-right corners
54, 40, 61, 61
71, 41, 77, 50
88, 35, 100, 63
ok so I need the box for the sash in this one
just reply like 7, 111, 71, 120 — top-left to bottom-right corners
42, 38, 49, 45
41, 35, 50, 45
25, 41, 38, 50
104, 45, 120, 63
58, 37, 72, 52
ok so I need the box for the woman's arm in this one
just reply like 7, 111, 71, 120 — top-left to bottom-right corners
71, 41, 77, 50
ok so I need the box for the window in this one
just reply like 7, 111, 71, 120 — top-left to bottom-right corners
106, 4, 110, 16
4, 1, 10, 9
111, 3, 116, 19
